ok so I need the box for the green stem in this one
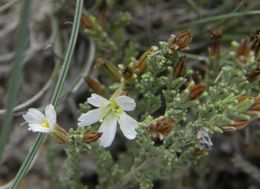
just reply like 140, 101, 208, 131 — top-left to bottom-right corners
9, 0, 83, 188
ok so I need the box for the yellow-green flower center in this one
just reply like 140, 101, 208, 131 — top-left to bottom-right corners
41, 119, 50, 128
110, 99, 122, 117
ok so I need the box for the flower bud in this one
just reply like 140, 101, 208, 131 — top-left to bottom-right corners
189, 83, 206, 100
84, 131, 102, 143
85, 76, 102, 94
168, 30, 192, 51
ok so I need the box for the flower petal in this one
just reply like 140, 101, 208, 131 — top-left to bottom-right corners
115, 96, 136, 111
23, 108, 45, 124
78, 108, 108, 127
28, 124, 52, 133
45, 104, 56, 129
118, 112, 138, 139
98, 114, 117, 147
87, 94, 110, 107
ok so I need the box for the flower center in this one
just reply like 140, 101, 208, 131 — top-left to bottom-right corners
110, 99, 122, 117
41, 119, 50, 128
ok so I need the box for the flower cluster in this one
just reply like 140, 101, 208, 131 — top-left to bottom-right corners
23, 94, 138, 147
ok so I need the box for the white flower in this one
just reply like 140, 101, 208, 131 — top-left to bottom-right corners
23, 104, 57, 133
78, 94, 138, 147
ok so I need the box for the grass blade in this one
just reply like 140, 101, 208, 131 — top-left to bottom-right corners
0, 0, 30, 162
9, 0, 83, 188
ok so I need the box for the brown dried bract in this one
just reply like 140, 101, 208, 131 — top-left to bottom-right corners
149, 115, 176, 140
168, 30, 192, 51
221, 120, 250, 132
189, 84, 206, 100
84, 131, 102, 143
173, 56, 187, 79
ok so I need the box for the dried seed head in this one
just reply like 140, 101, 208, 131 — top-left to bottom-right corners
236, 38, 251, 63
149, 115, 175, 140
209, 28, 223, 59
84, 131, 102, 143
168, 30, 192, 51
221, 120, 250, 132
85, 77, 102, 94
173, 56, 187, 79
189, 83, 206, 100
